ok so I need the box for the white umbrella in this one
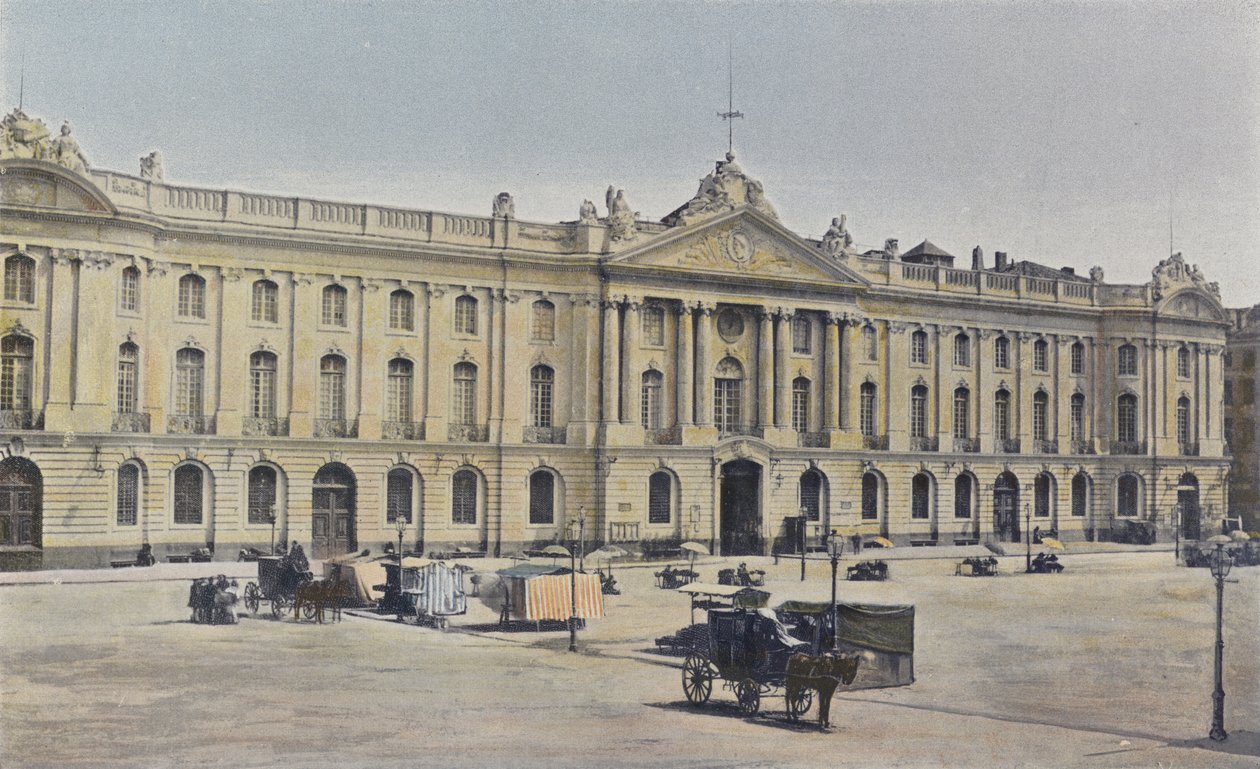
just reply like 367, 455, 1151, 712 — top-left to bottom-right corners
680, 541, 709, 573
542, 544, 571, 567
590, 544, 629, 575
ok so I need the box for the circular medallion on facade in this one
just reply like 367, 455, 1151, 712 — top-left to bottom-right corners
724, 230, 753, 265
717, 308, 745, 342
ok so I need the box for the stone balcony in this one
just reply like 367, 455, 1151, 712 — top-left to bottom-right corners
381, 421, 424, 440
909, 436, 939, 452
1111, 440, 1147, 455
448, 424, 490, 443
862, 434, 889, 450
1179, 442, 1200, 456
243, 417, 290, 437
313, 418, 358, 439
523, 426, 566, 444
111, 411, 150, 433
1070, 440, 1097, 455
1033, 439, 1059, 454
797, 431, 830, 448
0, 409, 43, 430
168, 415, 216, 435
644, 426, 682, 446
996, 438, 1021, 454
952, 438, 979, 453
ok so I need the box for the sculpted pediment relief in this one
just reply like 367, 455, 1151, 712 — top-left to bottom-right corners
1159, 289, 1228, 322
0, 160, 115, 214
609, 208, 867, 287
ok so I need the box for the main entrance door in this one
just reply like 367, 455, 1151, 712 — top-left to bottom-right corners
1178, 473, 1200, 541
312, 464, 355, 560
0, 457, 40, 548
720, 460, 762, 556
993, 471, 1020, 543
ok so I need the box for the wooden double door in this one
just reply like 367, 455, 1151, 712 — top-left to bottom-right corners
312, 464, 356, 560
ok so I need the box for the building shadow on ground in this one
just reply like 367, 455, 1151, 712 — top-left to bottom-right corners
1172, 731, 1260, 758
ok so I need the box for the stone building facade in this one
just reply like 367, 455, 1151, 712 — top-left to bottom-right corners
1225, 306, 1260, 531
0, 110, 1234, 568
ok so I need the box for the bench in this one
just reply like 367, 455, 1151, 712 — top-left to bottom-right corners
954, 538, 980, 546
110, 559, 138, 569
910, 539, 937, 547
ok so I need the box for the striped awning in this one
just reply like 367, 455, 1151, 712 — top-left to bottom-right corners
524, 573, 604, 621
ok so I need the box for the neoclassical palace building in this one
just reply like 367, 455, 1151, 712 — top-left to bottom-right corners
0, 108, 1234, 568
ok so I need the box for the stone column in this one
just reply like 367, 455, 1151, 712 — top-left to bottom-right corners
694, 303, 714, 427
422, 285, 447, 439
824, 313, 841, 430
357, 279, 385, 440
774, 309, 791, 429
841, 317, 863, 434
757, 310, 773, 429
620, 298, 640, 425
601, 299, 620, 424
676, 303, 693, 426
288, 273, 319, 437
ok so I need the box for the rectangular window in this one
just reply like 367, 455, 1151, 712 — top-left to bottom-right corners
995, 338, 1010, 369
247, 469, 276, 525
864, 327, 878, 361
994, 395, 1010, 440
119, 269, 139, 313
953, 336, 970, 368
252, 282, 278, 323
641, 306, 664, 347
530, 377, 552, 428
454, 297, 478, 335
116, 467, 138, 526
528, 473, 554, 525
1118, 346, 1137, 377
792, 385, 808, 432
714, 379, 741, 432
1070, 399, 1084, 441
792, 316, 810, 354
388, 367, 413, 422
251, 366, 275, 419
1033, 398, 1048, 441
641, 376, 662, 429
860, 387, 876, 437
910, 390, 927, 438
322, 287, 347, 327
648, 473, 671, 524
952, 392, 969, 439
910, 332, 927, 364
532, 302, 555, 342
1033, 342, 1048, 372
386, 472, 412, 524
1070, 343, 1084, 375
117, 358, 137, 413
390, 292, 415, 331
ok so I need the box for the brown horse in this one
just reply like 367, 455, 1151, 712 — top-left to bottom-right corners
784, 651, 862, 727
294, 580, 352, 623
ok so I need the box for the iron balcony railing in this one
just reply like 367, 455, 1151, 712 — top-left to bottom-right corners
167, 415, 215, 435
797, 431, 830, 448
242, 417, 290, 437
523, 426, 566, 444
909, 436, 939, 452
381, 421, 424, 440
313, 418, 358, 439
996, 438, 1021, 454
448, 423, 489, 442
111, 411, 150, 433
862, 434, 889, 450
1110, 440, 1147, 455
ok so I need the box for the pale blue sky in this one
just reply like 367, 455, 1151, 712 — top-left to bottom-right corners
2, 1, 1257, 306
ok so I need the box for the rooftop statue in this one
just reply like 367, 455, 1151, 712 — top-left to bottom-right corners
820, 215, 854, 258
52, 122, 89, 174
492, 191, 515, 219
140, 150, 165, 182
1149, 251, 1219, 300
578, 199, 598, 224
606, 186, 637, 242
663, 151, 779, 226
1, 107, 52, 161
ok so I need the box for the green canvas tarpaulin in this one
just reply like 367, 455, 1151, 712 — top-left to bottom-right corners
777, 601, 914, 655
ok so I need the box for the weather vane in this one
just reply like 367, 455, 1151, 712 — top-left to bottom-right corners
717, 41, 743, 155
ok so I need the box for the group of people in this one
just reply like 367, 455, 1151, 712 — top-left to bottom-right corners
187, 575, 240, 624
1029, 553, 1064, 574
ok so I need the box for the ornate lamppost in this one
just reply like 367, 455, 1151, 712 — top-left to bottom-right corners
1173, 502, 1182, 562
800, 506, 809, 582
267, 505, 277, 554
395, 514, 408, 566
1207, 538, 1233, 742
576, 506, 586, 572
827, 529, 844, 650
1024, 501, 1033, 573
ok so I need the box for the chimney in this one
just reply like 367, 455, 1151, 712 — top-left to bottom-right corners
995, 251, 1008, 271
971, 246, 984, 271
1060, 266, 1075, 276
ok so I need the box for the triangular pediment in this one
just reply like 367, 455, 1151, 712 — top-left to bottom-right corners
607, 207, 868, 287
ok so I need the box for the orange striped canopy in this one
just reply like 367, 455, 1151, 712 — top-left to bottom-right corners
523, 573, 605, 621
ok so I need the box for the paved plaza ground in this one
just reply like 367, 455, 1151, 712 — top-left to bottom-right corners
1, 549, 1257, 768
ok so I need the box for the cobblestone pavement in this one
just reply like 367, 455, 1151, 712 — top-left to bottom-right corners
1, 551, 1257, 768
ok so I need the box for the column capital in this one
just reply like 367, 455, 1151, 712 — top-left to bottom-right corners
693, 301, 716, 316
672, 301, 692, 316
774, 306, 794, 320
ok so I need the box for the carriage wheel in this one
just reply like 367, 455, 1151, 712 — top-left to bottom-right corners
736, 679, 761, 716
271, 595, 290, 620
243, 582, 260, 614
681, 654, 714, 706
786, 688, 813, 721
301, 600, 319, 621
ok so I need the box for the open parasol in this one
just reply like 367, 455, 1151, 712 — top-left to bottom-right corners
590, 544, 630, 574
870, 536, 895, 549
1040, 537, 1065, 551
680, 541, 709, 571
541, 544, 571, 567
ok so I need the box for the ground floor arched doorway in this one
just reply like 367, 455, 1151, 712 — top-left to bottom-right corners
312, 463, 356, 560
720, 459, 761, 555
993, 471, 1020, 543
0, 456, 40, 548
1177, 473, 1200, 541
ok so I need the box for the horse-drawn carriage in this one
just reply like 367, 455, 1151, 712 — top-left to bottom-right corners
243, 555, 314, 619
680, 605, 861, 726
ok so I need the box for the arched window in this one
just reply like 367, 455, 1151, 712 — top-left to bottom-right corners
910, 330, 928, 364
1177, 346, 1191, 378
452, 469, 478, 524
861, 472, 881, 520
641, 370, 663, 429
955, 474, 974, 518
1070, 393, 1085, 442
387, 358, 413, 423
119, 265, 140, 312
389, 289, 415, 331
860, 382, 877, 437
648, 471, 673, 524
528, 470, 555, 525
247, 465, 277, 524
321, 285, 347, 327
249, 351, 277, 419
532, 299, 555, 342
117, 463, 140, 526
4, 254, 35, 303
177, 274, 205, 319
251, 280, 278, 323
529, 365, 553, 428
1034, 473, 1053, 518
863, 326, 878, 361
641, 305, 665, 346
909, 385, 928, 438
953, 334, 970, 367
318, 355, 346, 421
994, 336, 1010, 369
173, 464, 204, 524
1032, 391, 1049, 441
713, 357, 743, 432
911, 473, 931, 519
174, 348, 204, 417
116, 343, 139, 414
1117, 474, 1140, 517
1070, 341, 1085, 375
792, 315, 811, 354
799, 470, 823, 521
952, 387, 970, 439
791, 377, 810, 432
454, 295, 478, 335
1117, 344, 1137, 377
452, 362, 477, 425
386, 467, 413, 524
1033, 339, 1049, 372
1071, 473, 1088, 517
1117, 393, 1138, 443
1176, 396, 1191, 445
993, 389, 1011, 440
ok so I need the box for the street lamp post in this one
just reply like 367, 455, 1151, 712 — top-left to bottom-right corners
827, 529, 843, 650
1207, 540, 1233, 742
800, 507, 808, 582
1174, 502, 1182, 562
566, 520, 580, 653
395, 515, 407, 566
577, 506, 586, 572
267, 505, 277, 554
1024, 502, 1032, 573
